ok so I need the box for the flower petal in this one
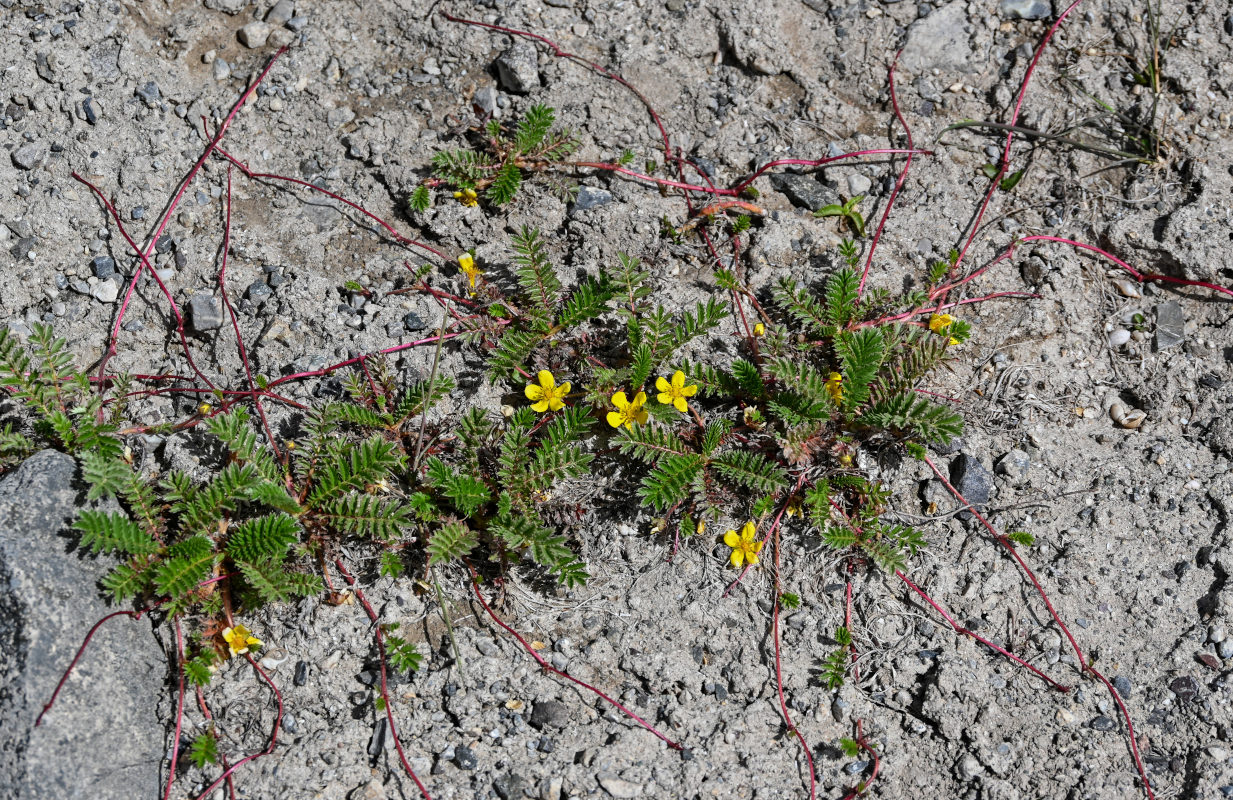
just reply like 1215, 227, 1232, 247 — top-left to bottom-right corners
632, 391, 647, 408
681, 384, 698, 397
606, 411, 624, 429
558, 381, 571, 397
673, 397, 688, 413
656, 376, 670, 393
611, 391, 629, 409
537, 370, 556, 391
548, 396, 565, 412
750, 539, 764, 554
672, 370, 686, 388
746, 551, 759, 566
531, 400, 550, 413
634, 408, 648, 425
741, 521, 756, 541
525, 384, 544, 401
723, 530, 741, 548
657, 392, 672, 406
730, 549, 745, 568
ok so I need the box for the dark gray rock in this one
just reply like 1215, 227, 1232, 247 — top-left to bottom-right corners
1089, 715, 1115, 731
403, 311, 426, 331
994, 449, 1030, 486
769, 173, 834, 211
1154, 300, 1184, 350
91, 256, 115, 280
454, 744, 478, 770
81, 97, 98, 125
572, 186, 613, 213
12, 143, 46, 171
998, 0, 1051, 19
188, 293, 224, 332
950, 453, 992, 520
493, 773, 525, 800
0, 450, 164, 800
529, 699, 570, 730
495, 40, 540, 93
1112, 676, 1132, 697
11, 236, 36, 261
135, 81, 160, 108
246, 280, 272, 305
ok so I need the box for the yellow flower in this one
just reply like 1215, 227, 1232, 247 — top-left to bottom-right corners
753, 322, 766, 336
785, 496, 803, 518
825, 372, 843, 404
928, 313, 954, 334
454, 187, 479, 207
458, 252, 481, 288
948, 335, 960, 346
606, 390, 648, 430
696, 519, 706, 535
723, 521, 763, 568
524, 370, 570, 413
199, 403, 212, 415
655, 370, 698, 413
222, 624, 262, 657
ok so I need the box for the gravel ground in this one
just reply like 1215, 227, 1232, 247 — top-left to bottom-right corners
3, 0, 1233, 798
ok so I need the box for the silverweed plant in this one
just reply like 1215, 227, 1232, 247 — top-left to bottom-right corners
18, 4, 1233, 798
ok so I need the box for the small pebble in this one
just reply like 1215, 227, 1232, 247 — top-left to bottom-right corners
238, 21, 272, 48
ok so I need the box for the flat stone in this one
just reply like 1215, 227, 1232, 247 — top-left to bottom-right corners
0, 451, 164, 799
572, 185, 613, 212
495, 40, 541, 93
900, 1, 976, 75
1154, 300, 1184, 350
999, 0, 1052, 19
238, 21, 271, 48
10, 237, 36, 260
266, 0, 295, 25
246, 280, 272, 304
1169, 675, 1200, 702
847, 174, 872, 197
91, 279, 119, 304
213, 57, 232, 81
135, 81, 160, 108
188, 293, 224, 332
994, 449, 1030, 486
950, 453, 992, 520
12, 143, 46, 170
267, 26, 296, 48
597, 774, 642, 798
473, 85, 499, 117
768, 173, 834, 212
328, 106, 356, 129
529, 699, 569, 730
81, 96, 99, 124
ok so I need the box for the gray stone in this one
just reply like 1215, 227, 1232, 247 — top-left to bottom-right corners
91, 279, 119, 304
81, 97, 99, 125
238, 21, 272, 48
900, 2, 976, 75
328, 106, 356, 129
403, 311, 426, 331
267, 27, 296, 48
768, 173, 834, 212
597, 774, 643, 798
1219, 639, 1233, 660
91, 257, 115, 280
495, 40, 541, 93
846, 174, 872, 197
246, 280, 272, 304
10, 237, 36, 261
1089, 715, 1116, 731
0, 451, 164, 800
454, 744, 478, 770
950, 453, 992, 520
493, 773, 525, 800
1154, 300, 1184, 350
572, 186, 613, 212
473, 85, 499, 117
266, 0, 295, 25
529, 700, 570, 730
12, 143, 46, 170
135, 81, 160, 108
999, 0, 1052, 19
1112, 676, 1132, 697
994, 449, 1030, 486
188, 293, 225, 332
213, 57, 232, 82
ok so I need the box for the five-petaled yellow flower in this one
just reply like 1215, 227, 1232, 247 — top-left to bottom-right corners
454, 187, 479, 207
655, 370, 698, 413
524, 370, 570, 413
825, 372, 844, 404
724, 521, 763, 568
222, 624, 262, 658
928, 313, 960, 345
606, 390, 648, 430
458, 252, 480, 288
928, 313, 954, 333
